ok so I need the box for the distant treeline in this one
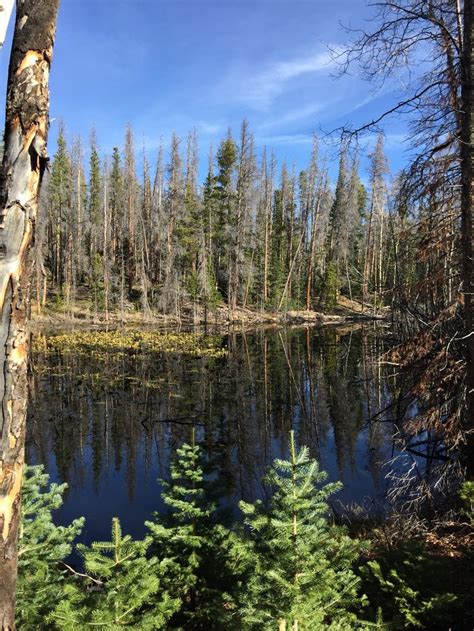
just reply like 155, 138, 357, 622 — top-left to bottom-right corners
35, 122, 402, 317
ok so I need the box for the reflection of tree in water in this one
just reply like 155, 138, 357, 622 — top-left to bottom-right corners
361, 331, 395, 491
322, 328, 365, 479
27, 327, 397, 518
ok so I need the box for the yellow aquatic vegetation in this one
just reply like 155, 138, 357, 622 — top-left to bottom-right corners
34, 330, 227, 359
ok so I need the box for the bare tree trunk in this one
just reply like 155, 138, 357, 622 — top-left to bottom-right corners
278, 202, 310, 311
103, 161, 109, 323
305, 191, 322, 310
0, 2, 59, 626
461, 0, 474, 477
363, 181, 377, 311
125, 126, 136, 297
263, 195, 270, 304
377, 209, 384, 313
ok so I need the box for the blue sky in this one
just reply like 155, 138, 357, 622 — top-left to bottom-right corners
1, 0, 413, 183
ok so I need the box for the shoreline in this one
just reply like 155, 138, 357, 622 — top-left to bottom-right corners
30, 297, 390, 333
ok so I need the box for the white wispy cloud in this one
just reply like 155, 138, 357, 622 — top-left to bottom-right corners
234, 49, 335, 110
195, 121, 224, 136
258, 99, 340, 131
255, 133, 314, 147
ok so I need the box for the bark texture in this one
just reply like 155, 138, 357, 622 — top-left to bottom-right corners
462, 0, 474, 478
0, 1, 59, 627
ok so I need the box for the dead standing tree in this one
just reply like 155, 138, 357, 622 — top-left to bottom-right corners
461, 0, 474, 478
0, 1, 60, 627
339, 0, 473, 479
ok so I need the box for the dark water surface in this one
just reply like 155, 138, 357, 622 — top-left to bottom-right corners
27, 324, 397, 545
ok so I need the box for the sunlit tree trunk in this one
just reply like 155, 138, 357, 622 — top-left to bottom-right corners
103, 160, 110, 322
124, 125, 137, 296
261, 150, 273, 305
0, 1, 59, 626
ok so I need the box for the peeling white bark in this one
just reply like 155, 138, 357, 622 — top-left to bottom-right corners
0, 2, 60, 626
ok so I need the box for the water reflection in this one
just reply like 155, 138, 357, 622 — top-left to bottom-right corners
27, 325, 397, 543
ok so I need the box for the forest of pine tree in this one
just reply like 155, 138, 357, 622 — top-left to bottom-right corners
36, 123, 398, 319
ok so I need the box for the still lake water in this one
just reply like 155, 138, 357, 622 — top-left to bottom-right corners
26, 324, 397, 545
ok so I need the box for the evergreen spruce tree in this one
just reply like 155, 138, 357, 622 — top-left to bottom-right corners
52, 517, 179, 630
146, 434, 243, 629
88, 138, 102, 244
237, 431, 365, 630
214, 133, 237, 298
270, 188, 287, 305
202, 157, 223, 308
349, 180, 368, 298
159, 132, 184, 314
88, 134, 103, 311
47, 124, 72, 290
69, 136, 88, 299
108, 146, 125, 307
323, 148, 348, 307
16, 466, 84, 629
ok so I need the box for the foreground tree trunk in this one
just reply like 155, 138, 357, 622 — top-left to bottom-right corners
0, 1, 59, 627
462, 0, 474, 479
